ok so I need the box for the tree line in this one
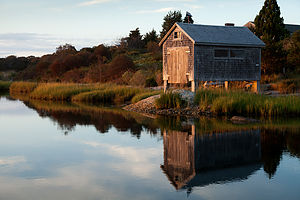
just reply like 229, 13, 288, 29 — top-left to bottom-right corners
0, 3, 299, 84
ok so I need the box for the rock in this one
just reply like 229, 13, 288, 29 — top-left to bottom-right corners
230, 116, 260, 124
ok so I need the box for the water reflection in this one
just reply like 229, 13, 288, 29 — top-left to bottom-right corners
3, 95, 300, 199
14, 96, 161, 139
160, 119, 300, 193
161, 126, 262, 192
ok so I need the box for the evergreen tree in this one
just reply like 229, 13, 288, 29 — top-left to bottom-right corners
143, 29, 159, 45
254, 0, 289, 74
127, 28, 144, 49
160, 11, 182, 39
254, 0, 288, 42
183, 12, 194, 24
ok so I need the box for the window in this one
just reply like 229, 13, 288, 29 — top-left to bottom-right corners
174, 31, 181, 40
230, 50, 244, 58
214, 49, 229, 58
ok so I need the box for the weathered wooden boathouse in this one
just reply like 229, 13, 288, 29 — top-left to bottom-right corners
159, 22, 265, 92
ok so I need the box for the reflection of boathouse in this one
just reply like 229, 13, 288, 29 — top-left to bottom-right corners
161, 127, 261, 190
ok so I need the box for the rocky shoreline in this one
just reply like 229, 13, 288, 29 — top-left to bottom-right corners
123, 90, 260, 124
123, 92, 211, 118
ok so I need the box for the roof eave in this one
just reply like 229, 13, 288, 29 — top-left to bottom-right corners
194, 42, 265, 48
159, 23, 195, 46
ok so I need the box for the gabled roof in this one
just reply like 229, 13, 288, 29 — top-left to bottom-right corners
159, 22, 265, 47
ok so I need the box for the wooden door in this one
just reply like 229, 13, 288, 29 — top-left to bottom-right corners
167, 47, 189, 83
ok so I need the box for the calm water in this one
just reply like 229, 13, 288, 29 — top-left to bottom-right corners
0, 95, 300, 200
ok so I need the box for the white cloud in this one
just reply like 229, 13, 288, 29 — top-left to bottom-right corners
83, 141, 161, 179
136, 7, 176, 14
0, 33, 113, 57
77, 0, 115, 7
0, 156, 26, 166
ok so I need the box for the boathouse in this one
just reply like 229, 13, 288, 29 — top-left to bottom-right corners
159, 23, 265, 92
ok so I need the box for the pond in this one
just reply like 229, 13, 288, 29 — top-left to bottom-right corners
0, 95, 300, 200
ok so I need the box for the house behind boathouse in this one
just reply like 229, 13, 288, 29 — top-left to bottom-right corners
159, 23, 265, 92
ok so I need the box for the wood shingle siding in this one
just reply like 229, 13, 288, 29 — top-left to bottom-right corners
160, 23, 265, 92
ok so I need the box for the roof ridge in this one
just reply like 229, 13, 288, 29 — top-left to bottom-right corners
177, 22, 246, 28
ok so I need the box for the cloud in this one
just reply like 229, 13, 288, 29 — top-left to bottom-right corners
136, 7, 176, 14
0, 33, 113, 57
83, 141, 161, 179
184, 4, 203, 10
77, 0, 115, 7
155, 0, 193, 2
0, 156, 26, 166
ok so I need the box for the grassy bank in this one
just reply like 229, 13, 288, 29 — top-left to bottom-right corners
72, 86, 144, 104
10, 81, 37, 94
9, 82, 153, 104
0, 81, 12, 92
155, 92, 186, 109
194, 89, 300, 117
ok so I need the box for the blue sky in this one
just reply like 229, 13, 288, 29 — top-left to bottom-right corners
0, 0, 299, 57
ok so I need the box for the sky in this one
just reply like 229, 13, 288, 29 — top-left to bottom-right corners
0, 0, 299, 57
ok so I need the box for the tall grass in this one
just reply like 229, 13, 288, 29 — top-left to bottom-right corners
0, 81, 11, 92
72, 86, 144, 104
155, 92, 186, 109
29, 83, 96, 101
131, 90, 161, 103
10, 81, 37, 94
194, 89, 300, 117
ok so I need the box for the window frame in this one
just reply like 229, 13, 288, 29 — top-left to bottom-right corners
173, 31, 182, 40
214, 48, 245, 60
214, 48, 229, 59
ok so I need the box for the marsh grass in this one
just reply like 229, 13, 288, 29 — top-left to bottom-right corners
131, 90, 161, 103
72, 86, 145, 104
195, 89, 300, 117
29, 83, 96, 101
10, 81, 37, 94
155, 92, 186, 109
0, 81, 11, 92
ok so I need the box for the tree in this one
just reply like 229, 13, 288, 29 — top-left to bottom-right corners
254, 0, 289, 74
127, 28, 144, 49
56, 44, 77, 55
254, 0, 288, 42
160, 10, 182, 39
284, 30, 300, 72
143, 29, 159, 45
183, 12, 194, 24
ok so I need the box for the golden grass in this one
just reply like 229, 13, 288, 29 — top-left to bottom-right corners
195, 89, 300, 117
10, 81, 37, 94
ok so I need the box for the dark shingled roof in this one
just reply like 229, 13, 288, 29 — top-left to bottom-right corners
176, 22, 265, 47
285, 24, 300, 34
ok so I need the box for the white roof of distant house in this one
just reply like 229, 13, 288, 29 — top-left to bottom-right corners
160, 22, 265, 47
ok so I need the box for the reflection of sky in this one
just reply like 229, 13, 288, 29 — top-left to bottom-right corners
0, 98, 300, 200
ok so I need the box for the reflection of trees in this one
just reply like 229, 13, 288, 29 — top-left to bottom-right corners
21, 100, 160, 138
261, 129, 285, 178
260, 128, 300, 178
287, 133, 300, 158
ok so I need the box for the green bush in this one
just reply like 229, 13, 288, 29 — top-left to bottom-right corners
145, 77, 158, 87
0, 81, 11, 92
155, 92, 186, 109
